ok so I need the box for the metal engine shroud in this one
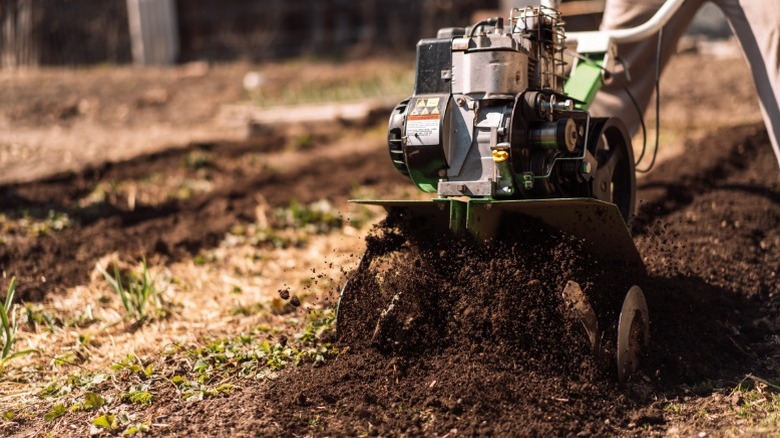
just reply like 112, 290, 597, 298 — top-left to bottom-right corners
387, 7, 635, 216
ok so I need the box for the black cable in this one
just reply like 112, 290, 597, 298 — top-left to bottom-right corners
625, 86, 648, 164
615, 56, 648, 165
565, 49, 648, 165
564, 28, 664, 173
636, 27, 663, 174
468, 18, 501, 38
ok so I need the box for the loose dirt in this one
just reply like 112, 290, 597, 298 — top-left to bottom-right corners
147, 123, 778, 436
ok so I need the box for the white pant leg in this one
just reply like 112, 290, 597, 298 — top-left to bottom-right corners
591, 0, 780, 170
589, 0, 704, 134
716, 0, 780, 169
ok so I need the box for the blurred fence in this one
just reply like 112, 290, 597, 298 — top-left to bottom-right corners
175, 0, 497, 62
128, 0, 178, 64
1, 0, 131, 68
1, 0, 497, 68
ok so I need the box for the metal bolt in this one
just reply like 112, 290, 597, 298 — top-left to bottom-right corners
438, 169, 447, 177
553, 99, 574, 112
458, 184, 468, 193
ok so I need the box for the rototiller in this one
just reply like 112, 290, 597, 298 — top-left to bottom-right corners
343, 0, 687, 382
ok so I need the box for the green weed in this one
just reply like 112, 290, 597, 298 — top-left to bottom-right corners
70, 392, 106, 412
1, 277, 39, 368
43, 404, 67, 422
231, 302, 265, 316
121, 388, 153, 406
97, 260, 163, 324
664, 402, 685, 415
123, 422, 151, 435
278, 199, 342, 233
110, 354, 154, 379
92, 413, 119, 430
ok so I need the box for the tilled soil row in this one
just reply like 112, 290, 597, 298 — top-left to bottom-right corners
0, 132, 406, 301
152, 123, 778, 436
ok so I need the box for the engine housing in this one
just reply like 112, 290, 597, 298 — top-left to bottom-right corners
389, 7, 598, 200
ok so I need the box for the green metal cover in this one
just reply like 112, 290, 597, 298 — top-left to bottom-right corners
351, 198, 644, 267
563, 54, 606, 110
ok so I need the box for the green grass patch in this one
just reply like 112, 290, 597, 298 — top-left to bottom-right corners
730, 376, 780, 428
97, 260, 167, 325
0, 209, 71, 241
34, 308, 339, 426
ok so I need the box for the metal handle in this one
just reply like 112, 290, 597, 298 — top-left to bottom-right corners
567, 0, 686, 45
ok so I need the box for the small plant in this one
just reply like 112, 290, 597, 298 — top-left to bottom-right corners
664, 402, 685, 415
275, 199, 343, 234
92, 414, 119, 431
1, 277, 39, 368
97, 260, 161, 324
122, 389, 153, 406
70, 392, 106, 412
43, 404, 67, 422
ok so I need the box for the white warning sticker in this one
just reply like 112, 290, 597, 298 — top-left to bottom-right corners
406, 114, 441, 145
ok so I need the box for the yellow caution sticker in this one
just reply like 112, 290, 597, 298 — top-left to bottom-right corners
406, 97, 443, 145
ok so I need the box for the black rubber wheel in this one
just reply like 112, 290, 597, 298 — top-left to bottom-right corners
588, 118, 636, 222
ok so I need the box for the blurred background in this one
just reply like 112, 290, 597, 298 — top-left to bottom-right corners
2, 0, 731, 68
2, 0, 505, 67
0, 0, 737, 184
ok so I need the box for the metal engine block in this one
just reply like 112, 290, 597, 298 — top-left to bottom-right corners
388, 6, 635, 218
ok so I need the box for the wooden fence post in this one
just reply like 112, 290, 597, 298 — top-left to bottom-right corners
1, 0, 37, 68
126, 0, 179, 65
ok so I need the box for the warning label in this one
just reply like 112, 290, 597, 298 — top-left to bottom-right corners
406, 97, 443, 145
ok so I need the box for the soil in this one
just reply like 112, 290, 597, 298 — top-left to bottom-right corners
0, 126, 407, 302
1, 53, 778, 436
139, 123, 777, 436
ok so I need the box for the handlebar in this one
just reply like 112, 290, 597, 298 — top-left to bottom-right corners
566, 0, 686, 45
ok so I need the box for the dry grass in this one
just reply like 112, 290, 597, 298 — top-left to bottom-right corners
0, 196, 383, 436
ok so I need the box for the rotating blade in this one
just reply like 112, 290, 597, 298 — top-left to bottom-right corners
562, 280, 600, 354
617, 285, 650, 384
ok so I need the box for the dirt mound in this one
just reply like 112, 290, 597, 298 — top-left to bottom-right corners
338, 213, 637, 374
290, 215, 643, 435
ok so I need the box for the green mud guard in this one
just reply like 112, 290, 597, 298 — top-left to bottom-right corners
351, 198, 644, 267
